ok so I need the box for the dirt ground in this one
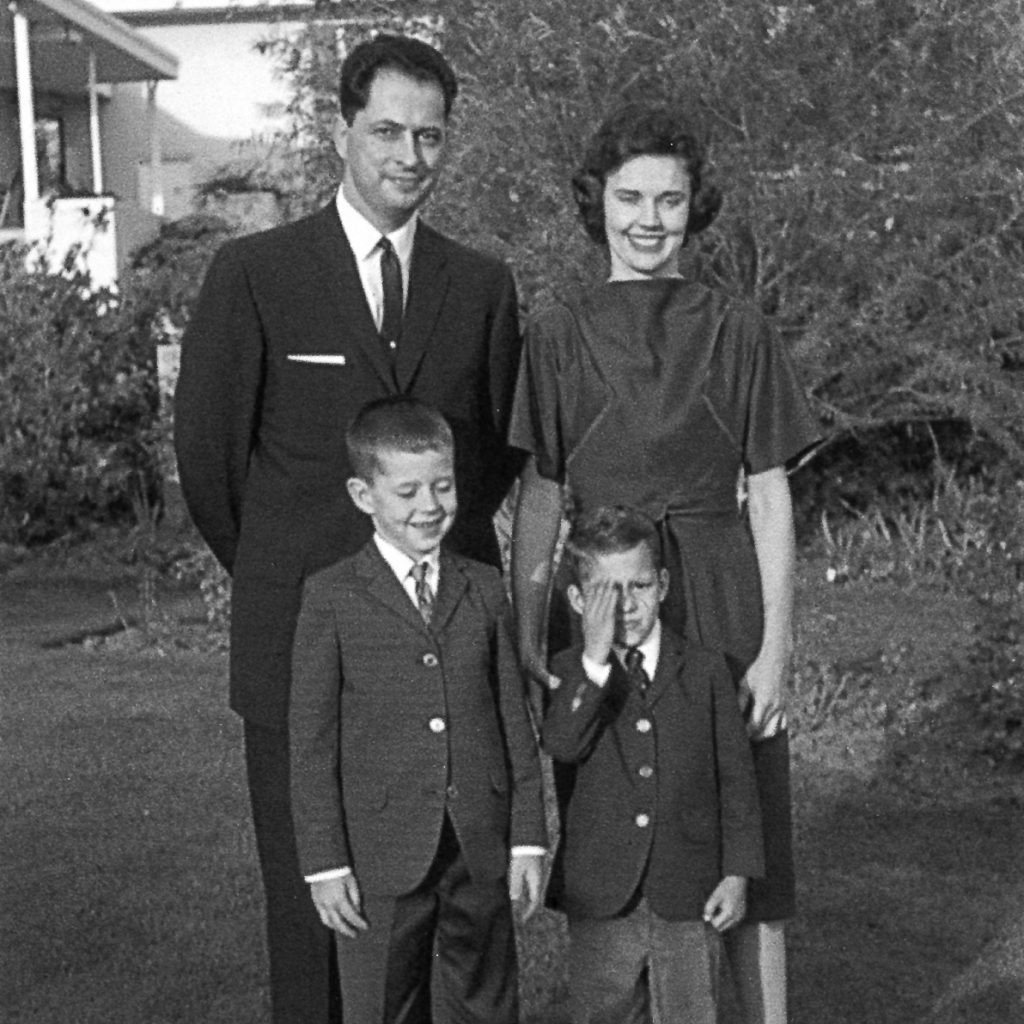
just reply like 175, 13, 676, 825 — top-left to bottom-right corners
2, 547, 1022, 1023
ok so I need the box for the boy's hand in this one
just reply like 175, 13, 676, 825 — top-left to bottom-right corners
310, 874, 368, 938
508, 852, 546, 921
580, 579, 617, 667
702, 875, 748, 933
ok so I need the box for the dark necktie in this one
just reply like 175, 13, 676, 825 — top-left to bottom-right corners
409, 562, 434, 626
624, 646, 650, 695
378, 236, 403, 360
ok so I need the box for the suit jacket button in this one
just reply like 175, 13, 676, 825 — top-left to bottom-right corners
422, 653, 439, 667
638, 765, 654, 779
636, 718, 652, 733
429, 717, 446, 733
446, 784, 458, 798
635, 813, 650, 828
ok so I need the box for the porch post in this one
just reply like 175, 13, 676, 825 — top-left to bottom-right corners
87, 49, 104, 194
146, 80, 164, 216
12, 3, 40, 210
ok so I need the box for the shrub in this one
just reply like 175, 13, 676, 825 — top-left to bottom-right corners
0, 245, 159, 544
816, 465, 1024, 592
122, 213, 234, 338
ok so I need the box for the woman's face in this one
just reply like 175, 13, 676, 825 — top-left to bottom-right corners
603, 154, 691, 281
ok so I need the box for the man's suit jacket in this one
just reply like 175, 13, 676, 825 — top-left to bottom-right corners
174, 204, 522, 728
288, 543, 546, 896
542, 629, 764, 921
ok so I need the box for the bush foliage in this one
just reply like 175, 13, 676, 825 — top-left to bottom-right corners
0, 215, 234, 546
0, 246, 158, 543
264, 0, 1024, 475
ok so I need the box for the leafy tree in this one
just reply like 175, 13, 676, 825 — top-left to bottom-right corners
263, 0, 1024, 472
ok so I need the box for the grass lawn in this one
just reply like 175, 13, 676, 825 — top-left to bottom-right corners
2, 552, 1022, 1023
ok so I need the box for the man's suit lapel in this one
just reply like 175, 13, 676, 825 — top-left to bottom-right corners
396, 223, 451, 392
431, 551, 469, 635
308, 204, 397, 391
354, 544, 426, 633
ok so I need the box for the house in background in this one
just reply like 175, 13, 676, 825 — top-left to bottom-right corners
97, 0, 324, 223
1, 0, 180, 284
3, 1, 423, 282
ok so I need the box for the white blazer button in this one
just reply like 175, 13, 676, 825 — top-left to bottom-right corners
636, 718, 652, 733
635, 813, 650, 828
638, 765, 654, 779
428, 717, 446, 733
422, 653, 439, 667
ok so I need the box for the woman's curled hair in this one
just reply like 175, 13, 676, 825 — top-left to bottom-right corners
572, 104, 722, 244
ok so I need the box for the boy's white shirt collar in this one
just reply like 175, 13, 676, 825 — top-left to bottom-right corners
336, 186, 417, 266
581, 619, 662, 685
373, 533, 440, 595
618, 619, 662, 677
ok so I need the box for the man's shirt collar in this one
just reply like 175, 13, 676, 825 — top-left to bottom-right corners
336, 186, 417, 265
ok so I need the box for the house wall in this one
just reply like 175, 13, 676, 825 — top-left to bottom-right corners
101, 16, 305, 225
1, 89, 94, 224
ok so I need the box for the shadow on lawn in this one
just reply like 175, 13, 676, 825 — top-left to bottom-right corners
788, 712, 1024, 1024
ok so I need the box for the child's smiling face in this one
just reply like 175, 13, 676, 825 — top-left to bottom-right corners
347, 446, 456, 561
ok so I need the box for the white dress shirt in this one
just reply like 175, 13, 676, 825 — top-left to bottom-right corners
335, 186, 415, 342
581, 620, 663, 687
305, 534, 543, 884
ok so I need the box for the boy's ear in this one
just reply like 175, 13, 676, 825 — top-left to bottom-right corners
657, 568, 670, 602
567, 582, 585, 617
346, 476, 375, 515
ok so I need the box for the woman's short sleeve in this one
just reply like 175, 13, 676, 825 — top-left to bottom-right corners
743, 315, 821, 475
508, 310, 569, 483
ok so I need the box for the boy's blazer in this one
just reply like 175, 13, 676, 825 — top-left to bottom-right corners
174, 203, 522, 728
542, 629, 764, 921
289, 543, 546, 896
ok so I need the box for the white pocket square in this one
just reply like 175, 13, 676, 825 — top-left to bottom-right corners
287, 354, 347, 365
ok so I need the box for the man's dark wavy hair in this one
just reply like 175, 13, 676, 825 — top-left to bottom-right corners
572, 104, 722, 245
339, 34, 458, 124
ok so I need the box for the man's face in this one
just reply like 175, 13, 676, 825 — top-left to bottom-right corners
572, 543, 668, 648
335, 68, 448, 233
347, 447, 457, 561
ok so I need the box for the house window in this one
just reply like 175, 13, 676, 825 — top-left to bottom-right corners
35, 117, 65, 194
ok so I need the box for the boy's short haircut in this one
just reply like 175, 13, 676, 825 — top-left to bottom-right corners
566, 506, 664, 583
346, 396, 454, 480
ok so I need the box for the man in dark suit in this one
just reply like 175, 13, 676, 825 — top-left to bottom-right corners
173, 34, 522, 1024
541, 507, 764, 1024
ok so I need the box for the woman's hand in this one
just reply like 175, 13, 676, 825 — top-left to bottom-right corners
512, 458, 565, 691
520, 645, 563, 691
740, 647, 790, 740
745, 466, 796, 742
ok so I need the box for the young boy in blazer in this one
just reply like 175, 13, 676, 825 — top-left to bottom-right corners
542, 506, 764, 1024
288, 396, 546, 1024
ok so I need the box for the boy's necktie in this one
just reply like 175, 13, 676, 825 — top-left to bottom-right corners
409, 562, 434, 626
624, 646, 650, 695
378, 236, 403, 361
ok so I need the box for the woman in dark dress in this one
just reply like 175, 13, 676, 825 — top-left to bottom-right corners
510, 105, 819, 1023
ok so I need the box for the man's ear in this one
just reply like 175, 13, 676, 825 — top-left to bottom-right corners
567, 582, 585, 617
346, 476, 374, 515
332, 117, 350, 162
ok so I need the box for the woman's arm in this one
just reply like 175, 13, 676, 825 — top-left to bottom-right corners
511, 456, 564, 689
744, 466, 797, 739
